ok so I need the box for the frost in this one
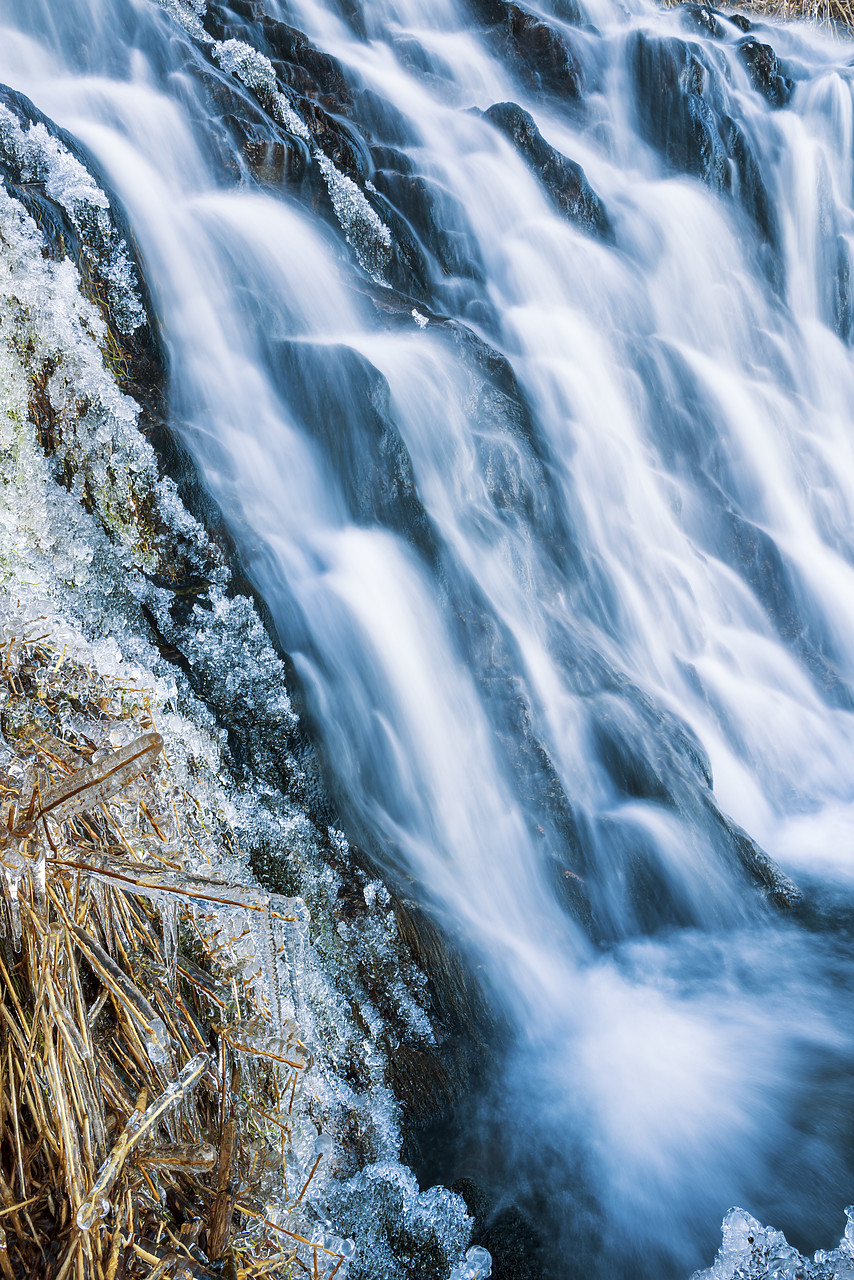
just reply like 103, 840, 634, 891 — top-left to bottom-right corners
0, 106, 146, 334
155, 0, 212, 43
329, 1161, 472, 1280
693, 1207, 854, 1280
211, 39, 392, 281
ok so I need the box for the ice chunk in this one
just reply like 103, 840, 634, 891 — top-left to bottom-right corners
450, 1245, 493, 1280
314, 1133, 334, 1158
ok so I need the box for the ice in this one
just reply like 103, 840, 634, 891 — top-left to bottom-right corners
0, 106, 146, 334
1, 849, 26, 950
450, 1245, 493, 1280
155, 0, 213, 42
329, 1161, 472, 1280
76, 1053, 208, 1231
36, 732, 163, 825
315, 152, 392, 280
694, 1208, 854, 1280
314, 1133, 334, 1158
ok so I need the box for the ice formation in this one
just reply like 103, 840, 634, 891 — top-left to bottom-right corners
0, 104, 147, 334
694, 1208, 854, 1280
203, 27, 394, 280
0, 96, 474, 1279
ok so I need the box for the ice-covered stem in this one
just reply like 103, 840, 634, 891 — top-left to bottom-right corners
76, 1053, 209, 1231
55, 899, 170, 1064
35, 733, 163, 827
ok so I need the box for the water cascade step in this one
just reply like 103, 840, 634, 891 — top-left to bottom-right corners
2, 0, 854, 1276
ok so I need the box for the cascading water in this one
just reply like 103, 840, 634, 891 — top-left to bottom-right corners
2, 0, 854, 1274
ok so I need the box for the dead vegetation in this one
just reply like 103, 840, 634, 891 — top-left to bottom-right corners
0, 617, 351, 1280
665, 0, 854, 32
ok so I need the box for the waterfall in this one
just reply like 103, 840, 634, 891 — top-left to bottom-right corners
2, 0, 854, 1275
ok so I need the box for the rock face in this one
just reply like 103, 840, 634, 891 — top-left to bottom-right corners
0, 85, 164, 426
629, 32, 779, 249
469, 0, 584, 99
737, 35, 793, 108
484, 101, 611, 237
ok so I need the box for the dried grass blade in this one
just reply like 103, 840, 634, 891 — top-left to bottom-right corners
37, 735, 163, 825
76, 1054, 208, 1232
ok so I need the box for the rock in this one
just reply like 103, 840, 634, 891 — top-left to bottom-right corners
205, 0, 352, 108
737, 37, 793, 108
452, 1181, 546, 1280
0, 84, 165, 426
267, 340, 438, 559
629, 33, 781, 248
630, 33, 729, 187
484, 101, 611, 237
470, 0, 584, 100
679, 3, 724, 37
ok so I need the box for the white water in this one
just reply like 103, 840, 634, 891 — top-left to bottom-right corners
3, 0, 854, 1274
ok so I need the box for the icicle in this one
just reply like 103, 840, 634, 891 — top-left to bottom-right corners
36, 733, 162, 826
272, 894, 309, 1024
249, 898, 282, 1026
2, 848, 26, 950
161, 896, 178, 993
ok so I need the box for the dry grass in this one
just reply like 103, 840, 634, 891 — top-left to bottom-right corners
662, 0, 854, 28
0, 618, 348, 1280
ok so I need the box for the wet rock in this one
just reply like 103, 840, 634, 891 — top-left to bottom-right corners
719, 509, 854, 710
737, 37, 793, 108
484, 101, 611, 237
721, 113, 779, 249
712, 809, 803, 908
371, 165, 484, 283
267, 340, 438, 559
629, 34, 780, 249
729, 10, 754, 31
679, 3, 724, 37
630, 33, 728, 187
223, 112, 310, 182
205, 0, 352, 108
834, 233, 852, 342
470, 0, 583, 100
203, 1, 370, 183
452, 1181, 546, 1280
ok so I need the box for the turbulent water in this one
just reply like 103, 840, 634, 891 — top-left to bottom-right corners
3, 0, 854, 1275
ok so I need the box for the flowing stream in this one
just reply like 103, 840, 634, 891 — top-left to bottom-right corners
2, 0, 854, 1274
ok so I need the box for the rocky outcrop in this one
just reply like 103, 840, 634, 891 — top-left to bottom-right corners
469, 0, 584, 100
483, 101, 611, 237
629, 32, 780, 250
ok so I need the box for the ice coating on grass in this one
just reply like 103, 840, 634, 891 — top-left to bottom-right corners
76, 1053, 209, 1232
693, 1207, 854, 1280
0, 105, 146, 334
